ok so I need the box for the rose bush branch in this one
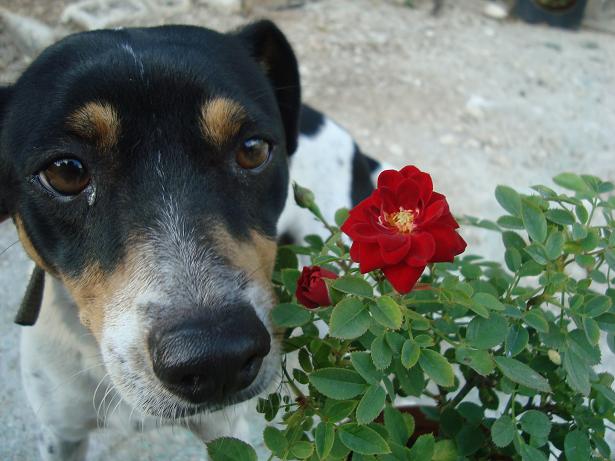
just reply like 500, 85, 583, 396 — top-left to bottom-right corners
207, 169, 615, 461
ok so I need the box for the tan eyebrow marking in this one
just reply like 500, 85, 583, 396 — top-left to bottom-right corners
67, 101, 120, 149
200, 97, 246, 147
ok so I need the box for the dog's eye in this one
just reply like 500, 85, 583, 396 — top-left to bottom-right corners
39, 159, 90, 196
236, 138, 271, 170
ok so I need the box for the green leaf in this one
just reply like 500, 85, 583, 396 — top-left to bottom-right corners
583, 317, 601, 346
505, 248, 522, 272
264, 426, 287, 456
544, 231, 564, 260
370, 296, 403, 330
564, 430, 591, 461
524, 310, 549, 333
335, 208, 350, 227
495, 185, 522, 217
456, 426, 485, 456
419, 349, 454, 387
356, 384, 386, 425
383, 406, 410, 446
519, 410, 551, 439
553, 172, 589, 193
593, 383, 615, 406
524, 243, 548, 265
584, 295, 613, 317
351, 352, 383, 384
371, 335, 392, 370
544, 209, 575, 225
596, 313, 615, 332
331, 276, 373, 298
519, 443, 548, 461
521, 199, 548, 243
455, 348, 495, 376
338, 424, 391, 455
497, 215, 525, 230
401, 340, 421, 369
309, 368, 367, 400
408, 434, 435, 460
271, 303, 312, 328
494, 357, 551, 393
290, 441, 314, 459
315, 422, 335, 460
322, 399, 358, 423
491, 415, 515, 448
330, 298, 371, 339
281, 268, 300, 294
207, 437, 257, 461
473, 292, 505, 311
433, 440, 457, 461
467, 314, 508, 349
505, 325, 529, 357
563, 350, 590, 395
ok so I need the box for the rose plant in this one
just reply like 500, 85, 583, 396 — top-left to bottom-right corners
207, 167, 615, 461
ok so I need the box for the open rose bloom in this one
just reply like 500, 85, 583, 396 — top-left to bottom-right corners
341, 166, 467, 293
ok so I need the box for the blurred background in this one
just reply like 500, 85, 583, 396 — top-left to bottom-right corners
0, 0, 614, 459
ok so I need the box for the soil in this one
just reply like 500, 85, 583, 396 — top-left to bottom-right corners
0, 1, 613, 459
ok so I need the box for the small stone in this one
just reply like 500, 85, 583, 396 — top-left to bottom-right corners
465, 94, 491, 119
483, 2, 508, 20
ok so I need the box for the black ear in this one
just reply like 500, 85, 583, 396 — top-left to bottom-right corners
235, 20, 301, 155
0, 86, 13, 223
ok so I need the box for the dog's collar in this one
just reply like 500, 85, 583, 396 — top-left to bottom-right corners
15, 266, 45, 326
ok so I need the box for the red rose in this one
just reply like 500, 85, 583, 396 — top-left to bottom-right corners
295, 266, 338, 309
341, 166, 466, 293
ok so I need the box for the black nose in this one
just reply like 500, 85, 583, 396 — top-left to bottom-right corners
148, 304, 271, 404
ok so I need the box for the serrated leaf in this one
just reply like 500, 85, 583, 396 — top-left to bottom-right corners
563, 349, 590, 395
401, 340, 421, 369
519, 410, 551, 439
433, 440, 457, 461
309, 368, 366, 400
290, 441, 313, 459
371, 335, 392, 370
495, 185, 522, 217
330, 298, 371, 339
335, 208, 350, 227
338, 424, 390, 455
263, 426, 287, 456
544, 231, 564, 260
505, 248, 522, 272
408, 434, 435, 460
281, 268, 301, 294
351, 352, 383, 385
491, 415, 515, 447
419, 349, 454, 387
331, 277, 373, 298
455, 348, 495, 376
473, 292, 505, 311
356, 384, 386, 425
467, 314, 508, 349
524, 243, 548, 265
553, 173, 589, 193
207, 437, 257, 461
519, 443, 548, 461
322, 399, 358, 423
495, 357, 551, 393
383, 406, 410, 446
584, 295, 612, 318
272, 303, 312, 327
564, 430, 591, 461
524, 310, 549, 333
544, 209, 575, 225
583, 317, 601, 346
370, 296, 403, 329
497, 215, 525, 229
505, 325, 529, 357
521, 199, 547, 243
315, 422, 335, 460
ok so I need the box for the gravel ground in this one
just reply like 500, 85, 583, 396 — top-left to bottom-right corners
1, 0, 614, 459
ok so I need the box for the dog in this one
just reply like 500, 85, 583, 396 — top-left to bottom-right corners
0, 21, 382, 460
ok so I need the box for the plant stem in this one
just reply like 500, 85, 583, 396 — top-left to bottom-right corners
445, 376, 475, 409
282, 365, 306, 401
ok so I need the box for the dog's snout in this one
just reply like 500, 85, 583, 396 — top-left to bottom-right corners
148, 304, 270, 404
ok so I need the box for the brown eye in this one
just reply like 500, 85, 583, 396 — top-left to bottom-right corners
39, 158, 90, 196
236, 138, 271, 170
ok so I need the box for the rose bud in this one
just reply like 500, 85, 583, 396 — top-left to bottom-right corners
295, 266, 338, 309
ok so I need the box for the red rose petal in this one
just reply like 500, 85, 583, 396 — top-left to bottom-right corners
382, 264, 425, 294
407, 231, 436, 266
400, 165, 420, 178
377, 169, 402, 190
420, 199, 448, 226
394, 179, 420, 211
377, 234, 412, 265
428, 225, 468, 262
358, 242, 386, 273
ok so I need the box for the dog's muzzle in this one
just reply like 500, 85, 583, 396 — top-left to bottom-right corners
148, 303, 271, 404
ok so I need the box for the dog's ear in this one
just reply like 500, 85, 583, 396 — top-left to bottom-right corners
0, 86, 13, 223
235, 20, 301, 155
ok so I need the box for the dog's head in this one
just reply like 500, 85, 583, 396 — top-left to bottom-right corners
0, 22, 300, 416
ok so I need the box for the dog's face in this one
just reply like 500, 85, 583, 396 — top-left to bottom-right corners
0, 22, 300, 416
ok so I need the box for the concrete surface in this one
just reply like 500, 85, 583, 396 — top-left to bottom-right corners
1, 0, 614, 459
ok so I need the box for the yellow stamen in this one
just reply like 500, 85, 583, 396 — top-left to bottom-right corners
385, 208, 415, 234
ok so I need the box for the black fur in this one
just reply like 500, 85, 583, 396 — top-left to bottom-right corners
0, 22, 300, 285
299, 104, 325, 137
351, 144, 376, 206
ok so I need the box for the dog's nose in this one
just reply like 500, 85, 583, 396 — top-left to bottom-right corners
148, 304, 271, 404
